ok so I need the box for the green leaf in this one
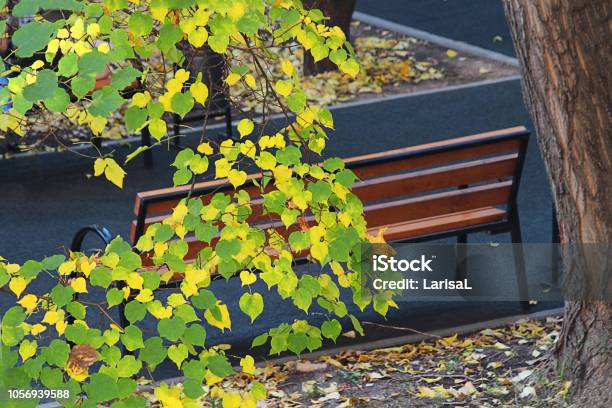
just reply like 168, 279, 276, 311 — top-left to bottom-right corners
106, 287, 124, 307
286, 90, 306, 113
18, 260, 42, 279
42, 254, 65, 270
321, 319, 342, 342
125, 300, 147, 323
117, 355, 142, 378
173, 168, 192, 186
85, 373, 118, 402
157, 317, 186, 341
139, 337, 167, 367
323, 157, 345, 172
206, 355, 234, 377
239, 292, 264, 322
128, 12, 153, 37
158, 23, 183, 52
71, 75, 96, 99
78, 51, 109, 76
208, 34, 229, 53
67, 301, 86, 320
308, 180, 332, 203
251, 333, 268, 348
112, 66, 141, 90
195, 222, 217, 244
45, 88, 70, 112
58, 54, 79, 77
50, 284, 74, 308
216, 239, 241, 259
167, 343, 188, 368
121, 325, 144, 351
191, 289, 216, 310
23, 70, 58, 102
183, 359, 207, 380
42, 339, 70, 367
90, 267, 112, 288
125, 106, 148, 131
12, 21, 55, 58
89, 88, 125, 117
183, 324, 207, 347
171, 92, 194, 118
64, 323, 88, 344
172, 148, 194, 168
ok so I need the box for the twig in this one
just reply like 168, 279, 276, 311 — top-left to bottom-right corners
362, 321, 441, 339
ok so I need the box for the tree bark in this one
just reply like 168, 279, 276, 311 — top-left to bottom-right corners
503, 0, 611, 405
303, 0, 356, 75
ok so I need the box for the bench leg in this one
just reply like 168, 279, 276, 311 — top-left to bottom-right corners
141, 128, 153, 168
455, 234, 468, 281
510, 208, 530, 311
173, 113, 181, 147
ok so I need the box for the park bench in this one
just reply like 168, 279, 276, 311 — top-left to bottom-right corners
71, 125, 531, 326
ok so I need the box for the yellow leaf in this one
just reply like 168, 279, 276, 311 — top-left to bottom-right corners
174, 69, 190, 83
18, 294, 38, 314
30, 324, 46, 335
80, 259, 95, 277
172, 202, 189, 223
225, 72, 241, 86
228, 169, 247, 188
149, 118, 167, 140
135, 288, 153, 303
240, 355, 256, 375
86, 23, 100, 38
42, 310, 59, 324
93, 158, 106, 177
417, 386, 438, 398
19, 339, 37, 362
190, 81, 209, 105
240, 140, 256, 158
188, 27, 208, 47
215, 158, 231, 178
71, 277, 88, 293
127, 272, 144, 290
103, 158, 126, 188
222, 393, 242, 408
446, 49, 458, 58
204, 301, 231, 331
237, 118, 254, 138
239, 271, 257, 286
132, 91, 151, 108
340, 58, 360, 78
310, 242, 328, 262
440, 333, 458, 346
244, 74, 257, 89
280, 58, 294, 76
9, 277, 27, 298
274, 79, 292, 97
197, 142, 213, 155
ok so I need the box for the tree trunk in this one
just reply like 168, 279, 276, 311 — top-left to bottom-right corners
503, 0, 611, 405
303, 0, 357, 75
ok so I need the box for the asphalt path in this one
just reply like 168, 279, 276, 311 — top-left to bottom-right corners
356, 0, 516, 57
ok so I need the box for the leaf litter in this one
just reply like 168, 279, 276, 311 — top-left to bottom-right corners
135, 317, 573, 407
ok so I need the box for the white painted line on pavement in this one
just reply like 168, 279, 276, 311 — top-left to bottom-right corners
353, 11, 520, 67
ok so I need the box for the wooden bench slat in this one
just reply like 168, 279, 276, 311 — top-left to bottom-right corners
133, 126, 527, 217
363, 181, 512, 227
131, 154, 518, 242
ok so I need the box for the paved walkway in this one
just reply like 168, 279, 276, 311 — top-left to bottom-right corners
357, 0, 515, 56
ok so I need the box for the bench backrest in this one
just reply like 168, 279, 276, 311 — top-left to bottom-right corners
131, 126, 529, 260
